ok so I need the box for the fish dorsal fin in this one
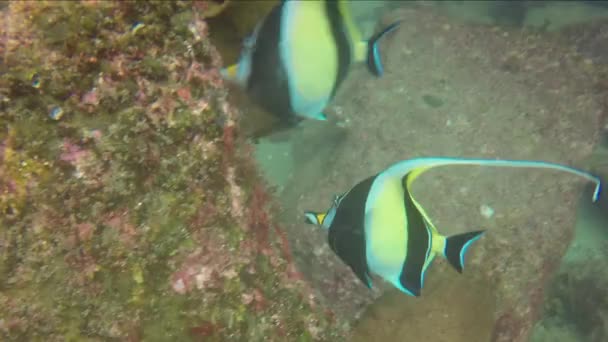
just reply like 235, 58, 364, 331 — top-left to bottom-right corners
401, 165, 443, 236
389, 157, 602, 203
405, 185, 438, 234
371, 157, 602, 241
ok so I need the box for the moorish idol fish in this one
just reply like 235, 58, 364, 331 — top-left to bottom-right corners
304, 157, 602, 296
221, 0, 401, 126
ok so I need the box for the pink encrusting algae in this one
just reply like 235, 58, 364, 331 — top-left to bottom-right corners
0, 1, 340, 341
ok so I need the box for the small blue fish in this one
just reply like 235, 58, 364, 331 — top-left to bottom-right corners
31, 73, 41, 89
131, 22, 145, 34
305, 157, 602, 297
221, 0, 400, 125
49, 106, 64, 121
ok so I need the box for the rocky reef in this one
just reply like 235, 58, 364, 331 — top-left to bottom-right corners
3, 1, 607, 341
0, 1, 339, 340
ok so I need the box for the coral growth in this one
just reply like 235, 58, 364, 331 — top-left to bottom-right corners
0, 1, 339, 341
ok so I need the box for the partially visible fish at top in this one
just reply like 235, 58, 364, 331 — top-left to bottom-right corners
221, 0, 401, 128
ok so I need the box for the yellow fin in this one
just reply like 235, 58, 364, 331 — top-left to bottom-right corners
353, 41, 368, 62
405, 166, 432, 189
304, 211, 326, 226
403, 166, 440, 235
221, 64, 238, 80
317, 213, 327, 225
337, 0, 365, 61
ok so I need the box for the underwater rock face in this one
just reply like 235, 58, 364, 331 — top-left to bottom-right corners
539, 254, 608, 341
280, 5, 605, 341
0, 1, 339, 341
562, 19, 608, 65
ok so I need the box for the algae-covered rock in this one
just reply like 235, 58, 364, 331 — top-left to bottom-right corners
0, 1, 339, 341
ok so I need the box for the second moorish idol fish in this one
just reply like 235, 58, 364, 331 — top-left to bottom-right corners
221, 0, 401, 126
304, 157, 602, 296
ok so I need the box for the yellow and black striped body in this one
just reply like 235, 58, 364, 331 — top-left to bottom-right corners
306, 157, 604, 296
362, 171, 434, 296
243, 2, 294, 124
306, 158, 494, 296
324, 171, 434, 296
325, 175, 375, 288
222, 0, 400, 127
246, 0, 353, 122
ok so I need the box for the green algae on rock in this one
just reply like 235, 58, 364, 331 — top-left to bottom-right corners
0, 1, 339, 341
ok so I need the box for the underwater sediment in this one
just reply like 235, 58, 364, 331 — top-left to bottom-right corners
0, 1, 339, 340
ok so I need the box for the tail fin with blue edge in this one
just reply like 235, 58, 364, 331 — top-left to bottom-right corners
367, 20, 402, 77
443, 231, 485, 273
